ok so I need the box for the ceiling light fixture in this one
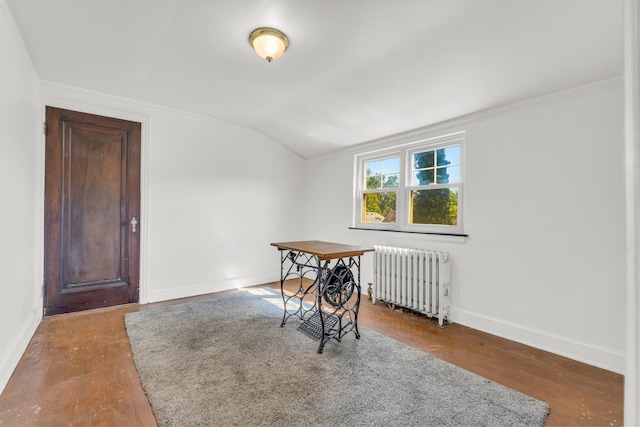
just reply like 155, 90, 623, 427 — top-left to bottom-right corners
249, 27, 289, 62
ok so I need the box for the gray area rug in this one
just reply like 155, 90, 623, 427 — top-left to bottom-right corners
125, 288, 549, 426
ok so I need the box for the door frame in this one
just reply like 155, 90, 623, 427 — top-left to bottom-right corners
36, 97, 150, 312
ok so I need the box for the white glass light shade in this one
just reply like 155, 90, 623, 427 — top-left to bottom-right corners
249, 28, 289, 62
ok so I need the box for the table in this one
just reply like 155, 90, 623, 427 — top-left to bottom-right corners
271, 240, 375, 353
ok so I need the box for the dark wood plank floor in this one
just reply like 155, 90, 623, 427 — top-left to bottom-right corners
0, 282, 623, 426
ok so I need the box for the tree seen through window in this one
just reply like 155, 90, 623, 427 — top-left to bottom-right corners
410, 146, 459, 226
364, 157, 398, 222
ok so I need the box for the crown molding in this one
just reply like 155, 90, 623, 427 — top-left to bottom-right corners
36, 80, 304, 161
0, 0, 38, 82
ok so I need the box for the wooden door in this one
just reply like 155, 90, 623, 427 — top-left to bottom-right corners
44, 107, 141, 316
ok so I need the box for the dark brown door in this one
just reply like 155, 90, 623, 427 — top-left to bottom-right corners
44, 107, 141, 316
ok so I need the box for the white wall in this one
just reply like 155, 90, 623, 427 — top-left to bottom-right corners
143, 107, 305, 302
0, 2, 41, 392
301, 79, 626, 373
37, 80, 306, 305
623, 0, 640, 422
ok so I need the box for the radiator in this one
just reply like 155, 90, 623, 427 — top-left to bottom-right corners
373, 246, 451, 326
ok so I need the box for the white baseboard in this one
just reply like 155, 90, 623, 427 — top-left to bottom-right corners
451, 308, 625, 375
0, 311, 41, 394
145, 272, 281, 304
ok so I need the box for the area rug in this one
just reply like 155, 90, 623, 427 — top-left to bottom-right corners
125, 288, 549, 426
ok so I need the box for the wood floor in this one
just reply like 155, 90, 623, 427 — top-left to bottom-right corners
0, 282, 623, 426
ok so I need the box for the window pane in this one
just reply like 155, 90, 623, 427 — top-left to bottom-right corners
436, 166, 460, 184
382, 173, 399, 188
366, 174, 381, 190
382, 157, 400, 174
410, 188, 458, 225
363, 192, 396, 223
365, 161, 380, 189
413, 169, 434, 186
438, 146, 460, 166
366, 161, 381, 176
366, 157, 399, 189
414, 151, 434, 169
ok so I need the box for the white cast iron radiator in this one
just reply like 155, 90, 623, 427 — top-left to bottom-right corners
373, 246, 451, 326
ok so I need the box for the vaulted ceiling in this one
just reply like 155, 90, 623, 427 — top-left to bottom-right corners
6, 0, 623, 159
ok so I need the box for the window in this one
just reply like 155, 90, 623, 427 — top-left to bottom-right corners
362, 156, 399, 223
354, 133, 464, 234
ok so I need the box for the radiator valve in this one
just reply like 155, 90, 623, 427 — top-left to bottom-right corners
366, 283, 372, 301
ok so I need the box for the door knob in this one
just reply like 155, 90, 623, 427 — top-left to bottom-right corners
130, 217, 138, 233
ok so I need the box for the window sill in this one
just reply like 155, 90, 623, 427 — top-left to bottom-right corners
348, 227, 468, 242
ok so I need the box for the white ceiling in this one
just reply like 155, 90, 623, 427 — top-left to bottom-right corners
6, 0, 623, 159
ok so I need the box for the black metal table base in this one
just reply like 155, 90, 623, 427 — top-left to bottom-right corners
298, 311, 338, 340
278, 250, 362, 353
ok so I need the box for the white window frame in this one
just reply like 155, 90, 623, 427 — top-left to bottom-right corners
356, 150, 404, 228
353, 132, 464, 235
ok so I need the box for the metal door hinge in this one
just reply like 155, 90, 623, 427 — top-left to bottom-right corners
44, 122, 48, 135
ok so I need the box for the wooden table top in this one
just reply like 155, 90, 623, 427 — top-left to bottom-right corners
271, 240, 375, 261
